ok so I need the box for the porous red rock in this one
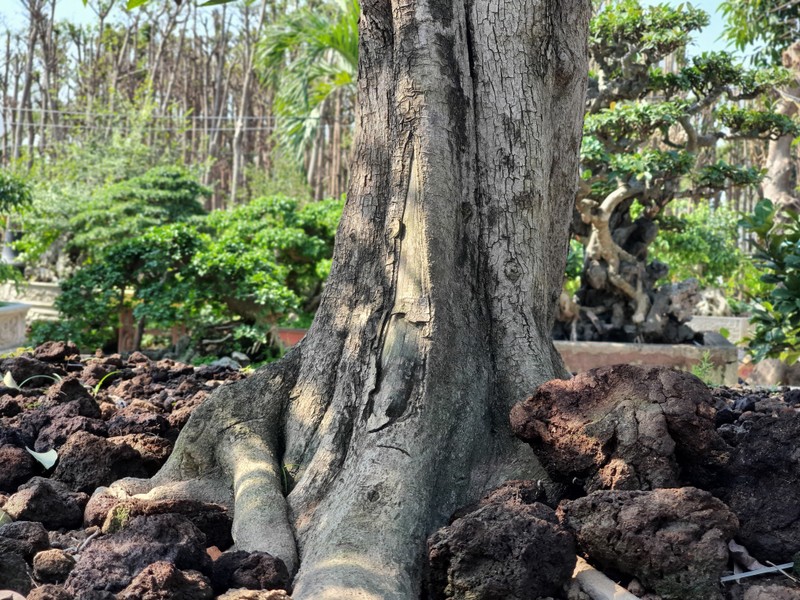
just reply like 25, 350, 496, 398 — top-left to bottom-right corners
711, 412, 800, 562
115, 561, 213, 600
25, 584, 74, 600
33, 342, 80, 363
33, 548, 76, 583
65, 513, 211, 596
558, 486, 738, 600
0, 520, 50, 560
51, 432, 148, 493
426, 492, 575, 600
0, 444, 37, 492
211, 551, 291, 594
101, 498, 233, 549
0, 552, 31, 596
510, 365, 729, 493
4, 477, 89, 530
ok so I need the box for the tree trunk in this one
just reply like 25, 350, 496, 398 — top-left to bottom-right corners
117, 2, 591, 598
762, 42, 800, 211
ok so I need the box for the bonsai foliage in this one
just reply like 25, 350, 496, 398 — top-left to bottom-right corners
0, 170, 33, 282
557, 0, 800, 343
740, 199, 800, 363
32, 195, 343, 353
721, 0, 800, 66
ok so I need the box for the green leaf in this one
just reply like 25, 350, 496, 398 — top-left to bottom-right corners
125, 0, 148, 8
719, 327, 730, 340
200, 0, 235, 5
25, 447, 58, 470
0, 509, 12, 526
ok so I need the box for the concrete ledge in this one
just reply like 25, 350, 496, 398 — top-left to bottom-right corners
0, 281, 60, 323
688, 315, 752, 344
554, 340, 738, 385
0, 302, 31, 352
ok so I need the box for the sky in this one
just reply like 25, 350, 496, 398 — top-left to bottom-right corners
0, 0, 731, 55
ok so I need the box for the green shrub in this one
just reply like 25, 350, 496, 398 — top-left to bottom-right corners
739, 199, 800, 362
649, 200, 744, 288
34, 194, 344, 355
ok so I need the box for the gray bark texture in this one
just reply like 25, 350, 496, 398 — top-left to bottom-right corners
111, 1, 591, 598
762, 41, 800, 212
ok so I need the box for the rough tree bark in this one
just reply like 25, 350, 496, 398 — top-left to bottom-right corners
113, 1, 591, 598
762, 41, 800, 212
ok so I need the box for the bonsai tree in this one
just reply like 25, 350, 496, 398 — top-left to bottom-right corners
554, 0, 800, 344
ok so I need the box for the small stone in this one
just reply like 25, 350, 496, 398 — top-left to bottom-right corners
0, 520, 50, 560
210, 357, 241, 371
4, 477, 89, 530
115, 561, 213, 600
230, 352, 251, 367
65, 513, 211, 596
0, 444, 37, 492
33, 549, 76, 583
211, 551, 290, 593
0, 552, 31, 595
34, 342, 80, 363
216, 591, 291, 600
26, 584, 74, 600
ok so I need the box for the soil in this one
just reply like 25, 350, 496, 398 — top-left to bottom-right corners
0, 345, 798, 599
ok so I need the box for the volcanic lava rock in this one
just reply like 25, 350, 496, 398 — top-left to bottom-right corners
426, 491, 575, 600
511, 365, 729, 493
4, 477, 88, 530
115, 561, 213, 600
558, 486, 738, 600
65, 513, 211, 596
211, 551, 291, 593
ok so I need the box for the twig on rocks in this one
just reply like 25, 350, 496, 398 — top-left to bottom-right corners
572, 556, 642, 600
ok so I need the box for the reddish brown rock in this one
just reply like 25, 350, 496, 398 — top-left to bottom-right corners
51, 432, 148, 494
0, 520, 49, 560
112, 433, 172, 472
33, 549, 76, 583
0, 395, 23, 417
511, 365, 729, 493
40, 378, 100, 420
426, 494, 575, 600
558, 487, 738, 600
106, 410, 170, 438
25, 584, 74, 600
115, 561, 213, 600
65, 513, 211, 596
216, 590, 291, 600
712, 412, 800, 562
4, 477, 89, 530
211, 551, 291, 594
0, 356, 64, 387
34, 415, 107, 452
0, 444, 37, 492
0, 552, 31, 596
34, 342, 80, 363
101, 498, 232, 549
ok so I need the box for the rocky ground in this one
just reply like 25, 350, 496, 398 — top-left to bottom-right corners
0, 345, 798, 600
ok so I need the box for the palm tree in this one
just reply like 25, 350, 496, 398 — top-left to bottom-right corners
257, 0, 359, 198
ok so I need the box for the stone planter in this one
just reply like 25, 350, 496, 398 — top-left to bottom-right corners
270, 327, 737, 385
274, 327, 308, 349
0, 281, 60, 324
0, 302, 31, 352
554, 340, 738, 385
